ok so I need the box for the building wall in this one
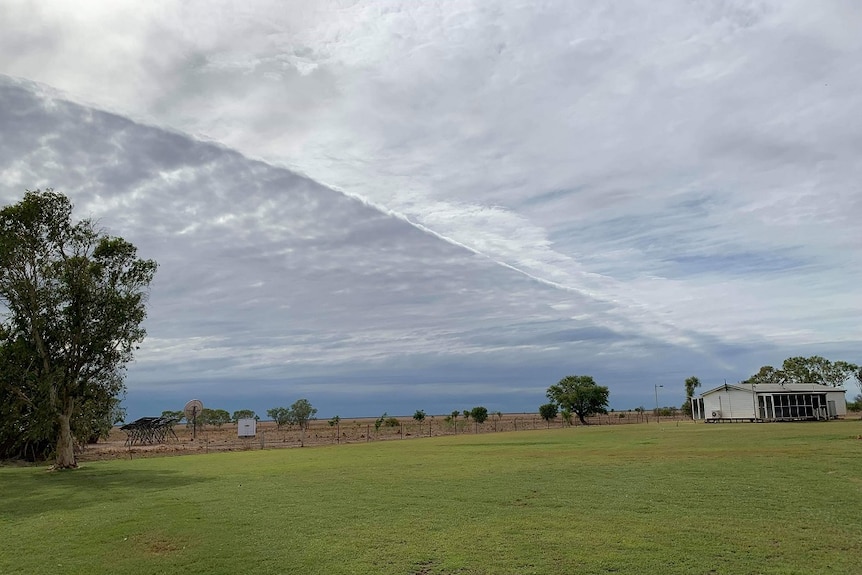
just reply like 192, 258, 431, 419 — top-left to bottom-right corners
703, 387, 757, 419
826, 390, 847, 417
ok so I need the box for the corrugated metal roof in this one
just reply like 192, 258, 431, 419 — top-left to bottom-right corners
698, 382, 846, 397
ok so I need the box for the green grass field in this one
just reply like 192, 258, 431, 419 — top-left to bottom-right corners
1, 421, 860, 575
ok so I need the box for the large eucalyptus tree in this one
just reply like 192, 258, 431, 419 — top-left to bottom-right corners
0, 190, 156, 468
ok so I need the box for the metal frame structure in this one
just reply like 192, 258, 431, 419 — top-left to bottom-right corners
121, 417, 179, 446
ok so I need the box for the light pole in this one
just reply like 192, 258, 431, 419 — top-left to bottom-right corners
654, 384, 663, 423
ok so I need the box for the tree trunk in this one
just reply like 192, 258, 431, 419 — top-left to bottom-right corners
577, 412, 588, 425
54, 404, 78, 469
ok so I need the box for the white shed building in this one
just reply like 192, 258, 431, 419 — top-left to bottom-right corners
691, 383, 846, 422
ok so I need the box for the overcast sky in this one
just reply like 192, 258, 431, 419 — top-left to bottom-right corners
1, 1, 860, 420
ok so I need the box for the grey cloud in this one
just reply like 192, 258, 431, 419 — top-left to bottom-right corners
0, 79, 632, 379
2, 1, 861, 418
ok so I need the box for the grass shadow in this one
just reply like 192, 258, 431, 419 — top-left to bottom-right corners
0, 465, 207, 521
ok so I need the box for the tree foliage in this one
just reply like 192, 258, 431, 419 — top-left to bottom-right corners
682, 376, 701, 418
0, 332, 56, 460
413, 409, 426, 423
0, 190, 156, 467
200, 408, 231, 428
539, 403, 559, 427
374, 412, 387, 431
745, 356, 859, 388
546, 375, 609, 425
681, 400, 693, 418
231, 409, 257, 423
289, 399, 317, 430
267, 407, 292, 429
267, 401, 317, 430
470, 406, 488, 424
684, 376, 701, 398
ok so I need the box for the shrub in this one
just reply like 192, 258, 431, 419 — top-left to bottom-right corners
374, 413, 387, 431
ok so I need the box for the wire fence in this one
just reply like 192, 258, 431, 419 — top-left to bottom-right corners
84, 411, 693, 460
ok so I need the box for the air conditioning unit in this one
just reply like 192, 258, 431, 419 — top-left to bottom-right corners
711, 410, 722, 418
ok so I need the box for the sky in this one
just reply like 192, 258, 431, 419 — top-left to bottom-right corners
1, 1, 860, 421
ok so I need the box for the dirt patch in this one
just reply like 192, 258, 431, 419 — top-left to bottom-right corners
129, 533, 187, 556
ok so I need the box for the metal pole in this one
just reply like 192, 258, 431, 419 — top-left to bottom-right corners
751, 383, 757, 421
654, 385, 663, 423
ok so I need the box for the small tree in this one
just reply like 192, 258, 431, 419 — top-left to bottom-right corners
413, 409, 426, 423
267, 407, 291, 429
682, 376, 701, 418
492, 410, 503, 431
684, 376, 701, 398
470, 406, 489, 424
289, 399, 317, 431
232, 409, 256, 423
539, 403, 558, 427
329, 415, 341, 443
198, 408, 215, 428
200, 408, 230, 428
448, 410, 459, 430
462, 409, 471, 420
680, 401, 693, 417
214, 409, 231, 427
546, 375, 610, 425
375, 412, 387, 432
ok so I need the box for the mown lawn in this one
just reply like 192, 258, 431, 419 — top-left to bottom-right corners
1, 421, 860, 574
